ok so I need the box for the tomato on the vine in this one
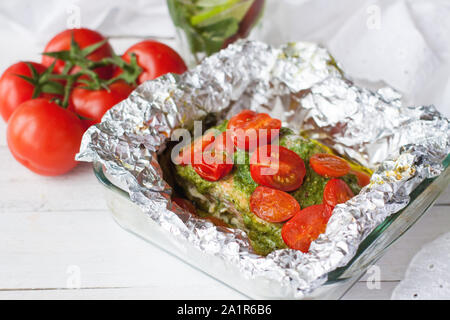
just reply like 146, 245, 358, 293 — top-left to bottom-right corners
115, 40, 187, 84
7, 98, 85, 176
250, 145, 306, 192
42, 28, 114, 79
71, 81, 134, 127
0, 62, 59, 121
250, 186, 301, 223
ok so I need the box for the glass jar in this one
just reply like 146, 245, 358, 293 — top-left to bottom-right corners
167, 0, 265, 66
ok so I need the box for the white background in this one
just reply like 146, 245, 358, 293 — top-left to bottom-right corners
0, 0, 448, 299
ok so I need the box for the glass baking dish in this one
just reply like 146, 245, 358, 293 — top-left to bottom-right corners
93, 153, 449, 300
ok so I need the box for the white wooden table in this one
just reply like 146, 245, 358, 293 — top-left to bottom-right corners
0, 36, 448, 300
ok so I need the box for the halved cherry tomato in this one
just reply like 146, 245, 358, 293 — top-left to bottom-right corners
250, 186, 301, 223
175, 131, 216, 166
173, 197, 197, 215
192, 148, 233, 182
227, 110, 281, 151
227, 109, 257, 130
323, 179, 354, 209
207, 131, 235, 156
349, 169, 371, 187
281, 204, 331, 253
250, 145, 306, 192
309, 153, 350, 178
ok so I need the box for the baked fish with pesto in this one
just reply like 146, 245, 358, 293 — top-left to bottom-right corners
172, 110, 370, 256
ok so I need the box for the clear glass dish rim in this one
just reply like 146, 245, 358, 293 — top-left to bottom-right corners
92, 154, 450, 285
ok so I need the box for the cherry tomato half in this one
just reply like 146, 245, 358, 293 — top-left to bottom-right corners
175, 131, 216, 166
71, 81, 134, 127
0, 62, 58, 121
227, 110, 281, 151
250, 145, 306, 192
7, 98, 84, 176
309, 153, 350, 178
250, 186, 301, 223
281, 204, 331, 253
349, 169, 371, 187
227, 109, 257, 130
192, 147, 233, 182
116, 40, 187, 84
323, 179, 354, 209
42, 28, 114, 79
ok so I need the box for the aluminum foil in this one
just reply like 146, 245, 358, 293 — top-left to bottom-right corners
76, 40, 449, 298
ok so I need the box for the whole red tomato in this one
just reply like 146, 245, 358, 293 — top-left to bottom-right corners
7, 98, 85, 176
71, 81, 134, 127
0, 61, 57, 121
115, 40, 187, 84
42, 28, 114, 79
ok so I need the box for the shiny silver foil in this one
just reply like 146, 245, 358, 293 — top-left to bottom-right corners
76, 40, 449, 298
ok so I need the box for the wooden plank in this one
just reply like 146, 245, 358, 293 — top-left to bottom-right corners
342, 281, 398, 300
0, 285, 244, 300
357, 205, 450, 282
0, 209, 246, 299
0, 147, 107, 213
0, 205, 448, 299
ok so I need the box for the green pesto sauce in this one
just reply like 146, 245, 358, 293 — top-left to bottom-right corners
175, 164, 215, 194
341, 173, 360, 195
214, 119, 228, 132
279, 133, 325, 160
241, 210, 286, 255
232, 150, 258, 197
290, 166, 328, 208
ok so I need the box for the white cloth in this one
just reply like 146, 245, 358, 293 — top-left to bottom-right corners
1, 0, 449, 118
254, 0, 450, 117
391, 232, 450, 300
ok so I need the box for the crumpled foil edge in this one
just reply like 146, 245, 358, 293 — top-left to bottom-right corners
76, 40, 449, 298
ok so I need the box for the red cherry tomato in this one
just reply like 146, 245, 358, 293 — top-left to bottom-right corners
323, 179, 354, 209
0, 62, 59, 121
250, 145, 306, 192
281, 204, 331, 253
309, 153, 350, 178
250, 186, 301, 223
115, 40, 187, 84
175, 131, 216, 166
7, 98, 85, 176
350, 169, 371, 187
42, 28, 114, 79
227, 110, 281, 151
71, 81, 134, 127
208, 131, 235, 156
227, 110, 257, 130
173, 197, 197, 215
192, 147, 233, 182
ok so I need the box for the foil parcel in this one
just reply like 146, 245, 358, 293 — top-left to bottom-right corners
77, 40, 449, 298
